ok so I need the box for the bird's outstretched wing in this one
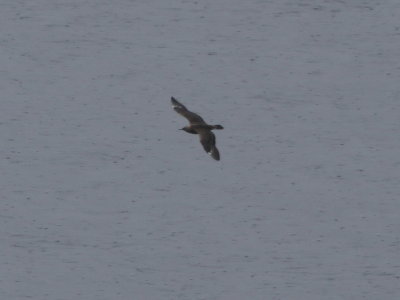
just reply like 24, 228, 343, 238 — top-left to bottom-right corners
171, 97, 206, 125
198, 129, 220, 161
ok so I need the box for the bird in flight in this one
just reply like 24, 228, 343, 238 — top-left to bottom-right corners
171, 97, 223, 161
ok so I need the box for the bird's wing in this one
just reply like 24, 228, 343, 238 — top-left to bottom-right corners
171, 97, 206, 125
210, 145, 220, 161
198, 129, 220, 160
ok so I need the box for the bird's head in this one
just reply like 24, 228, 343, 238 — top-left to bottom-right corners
180, 126, 194, 134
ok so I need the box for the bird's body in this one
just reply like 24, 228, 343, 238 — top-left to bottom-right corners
171, 97, 223, 161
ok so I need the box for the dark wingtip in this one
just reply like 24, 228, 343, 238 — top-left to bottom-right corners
210, 147, 220, 161
171, 97, 179, 106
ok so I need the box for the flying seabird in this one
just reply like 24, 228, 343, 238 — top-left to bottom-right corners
171, 97, 223, 161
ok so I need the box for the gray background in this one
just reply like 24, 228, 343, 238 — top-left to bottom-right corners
1, 0, 399, 299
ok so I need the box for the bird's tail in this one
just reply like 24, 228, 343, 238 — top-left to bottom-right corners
212, 125, 224, 130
